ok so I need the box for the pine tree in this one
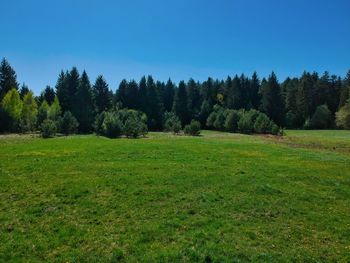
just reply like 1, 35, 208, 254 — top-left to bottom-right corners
187, 78, 201, 119
163, 79, 175, 112
73, 71, 95, 132
66, 67, 80, 113
55, 70, 70, 112
260, 72, 285, 126
138, 76, 148, 113
0, 58, 19, 100
41, 86, 56, 105
173, 81, 189, 126
249, 72, 261, 109
93, 75, 112, 113
339, 70, 350, 108
146, 76, 163, 130
19, 83, 30, 99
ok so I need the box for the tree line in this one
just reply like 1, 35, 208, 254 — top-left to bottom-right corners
1, 57, 350, 136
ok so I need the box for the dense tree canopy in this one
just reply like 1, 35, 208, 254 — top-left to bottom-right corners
1, 57, 350, 135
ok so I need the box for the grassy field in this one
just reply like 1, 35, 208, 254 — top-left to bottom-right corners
1, 130, 350, 262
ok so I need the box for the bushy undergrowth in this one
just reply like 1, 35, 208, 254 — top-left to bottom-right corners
207, 105, 282, 135
95, 109, 148, 138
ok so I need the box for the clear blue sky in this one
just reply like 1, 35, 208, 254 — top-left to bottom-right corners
1, 0, 350, 94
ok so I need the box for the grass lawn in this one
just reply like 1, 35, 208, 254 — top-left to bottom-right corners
0, 130, 350, 262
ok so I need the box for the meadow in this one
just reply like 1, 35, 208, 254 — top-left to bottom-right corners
0, 130, 350, 262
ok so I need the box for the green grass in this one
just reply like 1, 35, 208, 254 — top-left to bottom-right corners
1, 130, 350, 262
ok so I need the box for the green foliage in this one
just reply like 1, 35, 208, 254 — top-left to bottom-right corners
184, 120, 201, 136
1, 88, 22, 131
20, 91, 38, 132
124, 117, 147, 138
310, 105, 333, 129
173, 81, 189, 126
48, 96, 61, 121
254, 113, 272, 134
93, 75, 112, 113
59, 111, 79, 135
224, 110, 241, 132
238, 111, 254, 134
102, 112, 123, 138
336, 103, 350, 129
0, 58, 19, 100
164, 112, 181, 134
40, 119, 57, 138
37, 100, 50, 127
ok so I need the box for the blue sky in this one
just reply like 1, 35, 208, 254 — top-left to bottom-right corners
1, 0, 350, 94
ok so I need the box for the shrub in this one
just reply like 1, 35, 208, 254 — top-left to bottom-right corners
124, 117, 147, 138
40, 119, 57, 138
213, 111, 226, 130
184, 120, 201, 136
102, 112, 123, 138
59, 111, 79, 135
238, 111, 254, 134
94, 111, 107, 135
271, 124, 281, 135
224, 110, 241, 132
254, 113, 272, 134
336, 103, 350, 130
164, 112, 181, 134
310, 105, 332, 129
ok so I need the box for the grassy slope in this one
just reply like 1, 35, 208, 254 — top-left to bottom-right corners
0, 131, 350, 262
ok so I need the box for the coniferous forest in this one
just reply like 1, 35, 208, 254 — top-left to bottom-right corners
1, 57, 350, 138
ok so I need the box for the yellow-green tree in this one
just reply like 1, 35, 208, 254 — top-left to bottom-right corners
1, 88, 22, 131
21, 91, 38, 131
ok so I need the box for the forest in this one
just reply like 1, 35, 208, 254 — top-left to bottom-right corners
1, 57, 350, 138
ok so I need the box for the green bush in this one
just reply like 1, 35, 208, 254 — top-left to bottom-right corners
254, 113, 272, 134
40, 119, 57, 138
336, 103, 350, 129
271, 124, 281, 135
102, 112, 123, 138
224, 110, 241, 132
59, 111, 79, 135
124, 117, 147, 138
164, 112, 181, 134
238, 112, 254, 134
94, 112, 107, 135
184, 120, 201, 136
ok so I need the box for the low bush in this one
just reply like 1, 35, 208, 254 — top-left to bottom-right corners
40, 119, 57, 138
59, 111, 79, 135
184, 120, 201, 136
164, 112, 181, 134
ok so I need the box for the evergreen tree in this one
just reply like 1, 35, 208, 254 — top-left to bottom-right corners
41, 86, 56, 105
55, 70, 70, 112
260, 72, 285, 126
187, 78, 201, 119
37, 100, 50, 126
138, 76, 148, 113
173, 81, 189, 126
249, 72, 261, 109
19, 83, 30, 99
296, 72, 316, 120
0, 58, 19, 100
339, 70, 350, 108
163, 79, 175, 112
93, 75, 112, 113
73, 71, 95, 132
146, 76, 163, 130
66, 67, 80, 112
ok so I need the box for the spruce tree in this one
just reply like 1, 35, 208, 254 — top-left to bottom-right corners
163, 79, 175, 112
260, 72, 285, 126
93, 75, 112, 113
173, 81, 189, 126
138, 76, 148, 113
0, 58, 19, 100
73, 71, 95, 132
187, 78, 201, 119
41, 86, 56, 105
249, 72, 261, 109
19, 83, 30, 99
55, 71, 70, 112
